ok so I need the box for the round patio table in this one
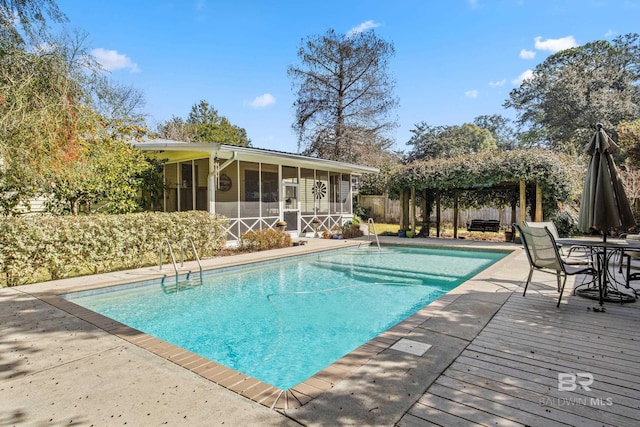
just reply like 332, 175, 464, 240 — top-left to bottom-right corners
556, 237, 638, 305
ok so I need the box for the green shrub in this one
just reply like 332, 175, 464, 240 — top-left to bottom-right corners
342, 223, 363, 239
237, 229, 292, 251
551, 205, 580, 237
0, 211, 227, 286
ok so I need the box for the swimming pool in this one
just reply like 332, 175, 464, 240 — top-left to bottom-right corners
62, 245, 506, 390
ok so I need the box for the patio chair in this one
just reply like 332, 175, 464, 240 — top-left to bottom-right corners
516, 224, 598, 307
524, 220, 590, 261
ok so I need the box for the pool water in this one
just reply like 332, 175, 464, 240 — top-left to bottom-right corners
63, 246, 506, 389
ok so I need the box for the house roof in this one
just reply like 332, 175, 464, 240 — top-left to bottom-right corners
133, 139, 379, 174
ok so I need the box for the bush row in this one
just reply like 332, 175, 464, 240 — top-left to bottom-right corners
0, 211, 228, 286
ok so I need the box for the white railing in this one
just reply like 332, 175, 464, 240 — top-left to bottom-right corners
367, 218, 381, 250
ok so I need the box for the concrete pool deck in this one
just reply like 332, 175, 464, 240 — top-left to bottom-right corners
2, 236, 639, 426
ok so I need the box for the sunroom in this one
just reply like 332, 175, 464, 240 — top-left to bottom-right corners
135, 139, 378, 241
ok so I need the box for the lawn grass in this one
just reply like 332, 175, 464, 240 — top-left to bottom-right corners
366, 222, 509, 242
367, 222, 400, 234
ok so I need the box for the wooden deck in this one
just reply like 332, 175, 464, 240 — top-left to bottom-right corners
399, 276, 640, 427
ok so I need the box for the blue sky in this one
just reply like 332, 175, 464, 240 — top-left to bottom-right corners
57, 0, 639, 153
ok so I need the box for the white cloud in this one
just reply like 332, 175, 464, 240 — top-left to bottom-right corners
91, 48, 140, 72
346, 20, 381, 37
465, 89, 478, 98
512, 69, 534, 86
604, 29, 616, 37
468, 0, 481, 9
249, 93, 276, 108
519, 49, 536, 59
533, 36, 578, 53
194, 0, 207, 21
489, 79, 506, 87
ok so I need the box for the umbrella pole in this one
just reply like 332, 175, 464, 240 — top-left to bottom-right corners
600, 246, 606, 306
600, 228, 607, 306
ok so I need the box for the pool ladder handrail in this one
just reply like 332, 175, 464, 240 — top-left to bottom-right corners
159, 239, 180, 285
180, 237, 203, 276
159, 238, 203, 280
367, 218, 381, 250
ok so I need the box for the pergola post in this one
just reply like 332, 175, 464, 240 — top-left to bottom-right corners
519, 180, 526, 225
410, 187, 416, 232
535, 182, 543, 221
421, 189, 428, 236
399, 188, 404, 230
453, 191, 459, 239
400, 188, 410, 231
436, 190, 441, 238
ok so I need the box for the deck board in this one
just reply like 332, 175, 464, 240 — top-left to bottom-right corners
411, 391, 524, 427
426, 383, 568, 427
398, 275, 640, 427
469, 335, 640, 382
443, 363, 640, 426
397, 395, 485, 427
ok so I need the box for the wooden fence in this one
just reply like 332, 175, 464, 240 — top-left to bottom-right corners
358, 195, 523, 228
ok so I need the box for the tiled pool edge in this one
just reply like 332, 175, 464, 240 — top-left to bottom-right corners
27, 242, 519, 411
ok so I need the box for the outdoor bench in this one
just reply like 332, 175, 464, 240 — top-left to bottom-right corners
467, 219, 501, 233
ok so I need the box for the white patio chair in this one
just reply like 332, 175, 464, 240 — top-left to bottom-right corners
524, 220, 591, 262
516, 224, 598, 307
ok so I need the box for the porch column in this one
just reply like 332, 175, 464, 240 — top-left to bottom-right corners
208, 157, 216, 214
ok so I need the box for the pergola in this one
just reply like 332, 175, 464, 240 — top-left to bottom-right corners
397, 181, 542, 239
388, 149, 576, 238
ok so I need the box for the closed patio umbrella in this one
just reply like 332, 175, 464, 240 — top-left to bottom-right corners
578, 123, 635, 239
577, 123, 635, 304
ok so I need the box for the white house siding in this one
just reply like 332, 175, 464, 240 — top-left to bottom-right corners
135, 140, 378, 241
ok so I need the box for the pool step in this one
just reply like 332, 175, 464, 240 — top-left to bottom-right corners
311, 260, 461, 284
160, 272, 203, 294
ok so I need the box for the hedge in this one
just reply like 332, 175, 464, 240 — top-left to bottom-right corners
0, 211, 228, 287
